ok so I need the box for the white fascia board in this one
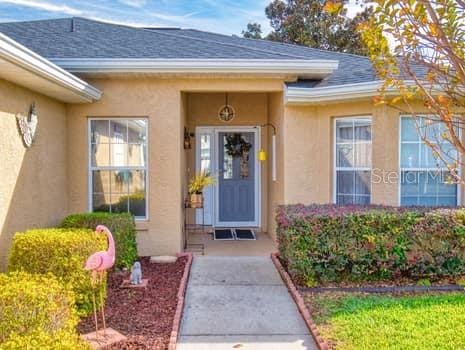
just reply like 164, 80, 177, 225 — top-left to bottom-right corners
285, 81, 384, 105
49, 58, 339, 77
284, 80, 438, 105
0, 33, 102, 102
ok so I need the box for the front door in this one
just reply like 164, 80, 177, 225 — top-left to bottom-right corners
195, 127, 260, 227
217, 130, 257, 226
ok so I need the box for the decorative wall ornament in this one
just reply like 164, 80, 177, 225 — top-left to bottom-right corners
218, 93, 235, 122
225, 133, 252, 178
17, 102, 38, 148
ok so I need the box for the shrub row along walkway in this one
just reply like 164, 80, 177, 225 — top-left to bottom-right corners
177, 256, 317, 350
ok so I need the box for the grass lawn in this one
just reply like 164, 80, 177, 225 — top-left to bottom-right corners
304, 292, 465, 350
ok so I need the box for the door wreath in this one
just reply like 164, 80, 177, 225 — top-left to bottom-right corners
225, 133, 252, 178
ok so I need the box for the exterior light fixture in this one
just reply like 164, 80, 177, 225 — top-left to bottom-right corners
184, 127, 194, 149
218, 93, 235, 122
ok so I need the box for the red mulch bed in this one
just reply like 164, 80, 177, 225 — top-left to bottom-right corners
79, 256, 187, 350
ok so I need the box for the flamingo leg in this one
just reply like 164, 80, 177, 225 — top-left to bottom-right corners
99, 272, 107, 336
91, 276, 99, 337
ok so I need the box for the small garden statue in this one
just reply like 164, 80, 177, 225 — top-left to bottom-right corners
130, 261, 142, 285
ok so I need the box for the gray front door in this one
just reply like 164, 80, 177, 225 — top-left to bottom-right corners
218, 131, 255, 224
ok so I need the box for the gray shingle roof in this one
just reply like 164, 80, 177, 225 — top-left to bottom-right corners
0, 17, 378, 87
150, 28, 377, 87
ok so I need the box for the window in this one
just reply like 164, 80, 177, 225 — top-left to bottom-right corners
200, 134, 212, 174
400, 116, 458, 206
196, 129, 214, 225
334, 118, 372, 205
90, 119, 148, 219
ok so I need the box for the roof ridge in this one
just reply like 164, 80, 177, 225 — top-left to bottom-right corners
180, 28, 371, 61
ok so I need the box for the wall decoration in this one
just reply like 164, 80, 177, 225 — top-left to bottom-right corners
218, 93, 235, 122
225, 133, 252, 178
17, 102, 38, 148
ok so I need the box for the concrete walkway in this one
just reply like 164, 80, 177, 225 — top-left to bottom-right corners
177, 256, 317, 350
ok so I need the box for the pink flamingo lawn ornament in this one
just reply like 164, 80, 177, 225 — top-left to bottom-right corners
84, 225, 115, 337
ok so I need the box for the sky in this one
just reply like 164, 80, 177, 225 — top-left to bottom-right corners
0, 0, 365, 36
0, 0, 273, 35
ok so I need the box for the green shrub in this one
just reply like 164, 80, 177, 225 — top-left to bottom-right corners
1, 330, 89, 350
0, 272, 88, 349
61, 212, 137, 269
8, 228, 107, 316
276, 205, 465, 286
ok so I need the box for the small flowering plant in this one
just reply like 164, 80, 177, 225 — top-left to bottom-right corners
188, 172, 216, 194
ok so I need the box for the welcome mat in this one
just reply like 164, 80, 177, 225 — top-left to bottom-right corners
235, 229, 256, 240
213, 229, 235, 240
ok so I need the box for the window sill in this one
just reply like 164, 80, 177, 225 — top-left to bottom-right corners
135, 220, 150, 231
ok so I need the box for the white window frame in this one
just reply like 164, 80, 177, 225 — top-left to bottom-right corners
88, 117, 149, 220
195, 128, 214, 226
333, 116, 373, 204
398, 115, 460, 206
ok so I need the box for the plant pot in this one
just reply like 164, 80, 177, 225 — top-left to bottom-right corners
189, 193, 203, 208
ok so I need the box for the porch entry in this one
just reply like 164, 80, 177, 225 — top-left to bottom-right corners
195, 127, 260, 228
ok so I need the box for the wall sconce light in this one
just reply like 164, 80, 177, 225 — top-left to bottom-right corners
184, 127, 194, 149
260, 123, 277, 182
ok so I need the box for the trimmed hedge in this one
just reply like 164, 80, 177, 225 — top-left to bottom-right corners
8, 228, 107, 316
61, 212, 137, 269
276, 204, 465, 286
0, 272, 88, 349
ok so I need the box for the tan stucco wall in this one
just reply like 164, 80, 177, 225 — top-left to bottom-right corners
67, 78, 184, 257
67, 77, 446, 254
0, 78, 68, 269
2, 72, 461, 261
282, 100, 462, 207
283, 101, 395, 205
180, 92, 188, 247
66, 78, 284, 256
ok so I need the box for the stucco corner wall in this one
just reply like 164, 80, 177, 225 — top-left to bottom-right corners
0, 78, 68, 270
283, 104, 331, 204
66, 78, 184, 257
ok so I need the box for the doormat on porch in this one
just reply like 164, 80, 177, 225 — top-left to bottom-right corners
235, 229, 256, 240
214, 229, 235, 240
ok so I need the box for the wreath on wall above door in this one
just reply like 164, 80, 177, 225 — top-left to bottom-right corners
224, 133, 252, 178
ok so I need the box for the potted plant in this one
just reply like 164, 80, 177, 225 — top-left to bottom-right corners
188, 172, 216, 208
